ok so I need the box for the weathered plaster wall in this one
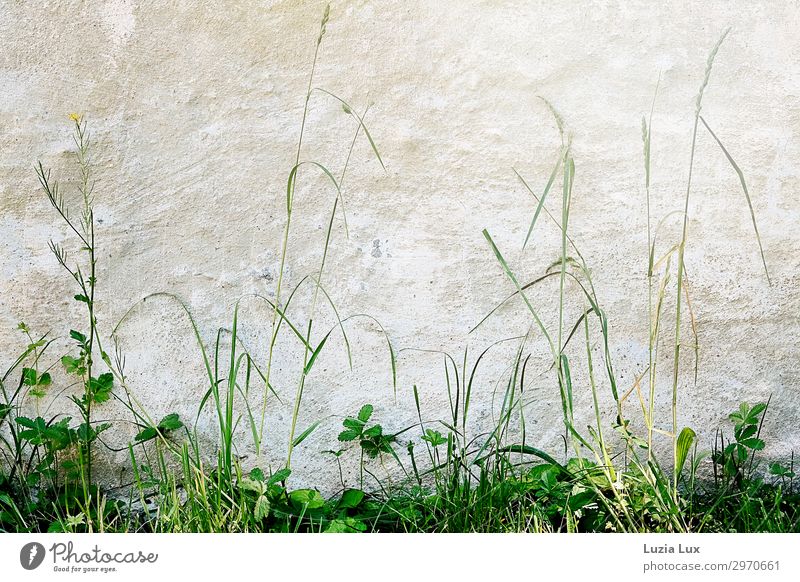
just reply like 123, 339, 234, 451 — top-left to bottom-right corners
1, 0, 798, 488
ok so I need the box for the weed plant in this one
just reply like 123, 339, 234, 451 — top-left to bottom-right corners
0, 8, 797, 533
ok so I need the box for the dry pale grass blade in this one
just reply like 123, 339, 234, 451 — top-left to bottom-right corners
699, 115, 771, 284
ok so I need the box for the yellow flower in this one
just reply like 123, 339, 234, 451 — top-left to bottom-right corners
69, 112, 81, 122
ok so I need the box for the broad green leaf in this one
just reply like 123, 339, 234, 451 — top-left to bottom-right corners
289, 489, 325, 509
338, 488, 365, 509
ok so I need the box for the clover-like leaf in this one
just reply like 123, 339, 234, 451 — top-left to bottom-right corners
358, 404, 373, 423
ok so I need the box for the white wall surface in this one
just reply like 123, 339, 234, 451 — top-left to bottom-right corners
1, 0, 798, 488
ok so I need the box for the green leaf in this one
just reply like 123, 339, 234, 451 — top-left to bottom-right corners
361, 441, 381, 458
567, 489, 596, 512
267, 468, 291, 486
254, 495, 271, 521
73, 294, 90, 303
342, 418, 364, 431
15, 416, 37, 429
737, 424, 758, 441
740, 438, 765, 451
158, 413, 183, 431
362, 424, 383, 438
324, 517, 366, 533
135, 413, 183, 442
88, 373, 113, 403
749, 402, 767, 421
675, 427, 696, 479
37, 372, 52, 386
422, 429, 446, 447
289, 489, 325, 509
357, 404, 373, 423
22, 368, 38, 386
338, 429, 360, 442
134, 427, 157, 442
292, 420, 321, 447
61, 355, 85, 375
303, 333, 330, 376
769, 462, 794, 478
69, 330, 87, 344
238, 478, 264, 495
338, 488, 365, 509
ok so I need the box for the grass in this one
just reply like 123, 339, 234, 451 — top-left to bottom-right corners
0, 7, 797, 533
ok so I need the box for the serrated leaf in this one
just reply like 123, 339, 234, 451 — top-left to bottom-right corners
15, 416, 36, 429
37, 372, 51, 386
61, 354, 84, 375
338, 429, 360, 442
254, 495, 271, 520
357, 404, 373, 423
750, 402, 767, 420
769, 462, 794, 478
342, 418, 364, 430
741, 438, 765, 451
29, 387, 47, 398
88, 373, 113, 403
362, 424, 383, 438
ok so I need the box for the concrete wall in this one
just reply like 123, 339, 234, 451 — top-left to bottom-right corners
1, 0, 798, 488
